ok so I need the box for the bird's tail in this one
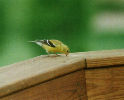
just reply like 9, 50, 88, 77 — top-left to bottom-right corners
28, 40, 43, 46
28, 41, 36, 43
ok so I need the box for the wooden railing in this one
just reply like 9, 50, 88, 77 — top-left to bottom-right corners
0, 49, 124, 100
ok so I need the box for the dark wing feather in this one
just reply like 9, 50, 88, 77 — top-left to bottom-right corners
41, 40, 56, 47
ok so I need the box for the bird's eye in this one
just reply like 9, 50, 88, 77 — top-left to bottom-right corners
67, 50, 69, 52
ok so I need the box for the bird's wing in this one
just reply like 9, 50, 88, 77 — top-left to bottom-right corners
41, 40, 56, 47
50, 40, 63, 45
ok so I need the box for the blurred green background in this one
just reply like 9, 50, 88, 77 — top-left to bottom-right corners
0, 0, 124, 67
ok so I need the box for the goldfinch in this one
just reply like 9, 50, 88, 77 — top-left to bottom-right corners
30, 39, 70, 56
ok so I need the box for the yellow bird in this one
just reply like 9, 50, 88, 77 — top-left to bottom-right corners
30, 39, 70, 56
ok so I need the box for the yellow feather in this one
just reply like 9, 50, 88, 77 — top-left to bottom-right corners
42, 40, 69, 56
30, 39, 69, 56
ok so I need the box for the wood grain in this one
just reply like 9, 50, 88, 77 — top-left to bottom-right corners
1, 49, 124, 98
84, 49, 124, 68
1, 70, 87, 100
0, 54, 85, 97
86, 66, 124, 100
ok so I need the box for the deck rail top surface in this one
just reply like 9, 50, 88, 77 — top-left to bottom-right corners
0, 49, 124, 97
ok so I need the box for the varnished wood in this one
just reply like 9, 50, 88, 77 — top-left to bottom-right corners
1, 70, 87, 100
83, 49, 124, 68
1, 49, 124, 98
0, 54, 85, 97
86, 66, 124, 100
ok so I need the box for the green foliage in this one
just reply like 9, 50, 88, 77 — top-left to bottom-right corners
0, 0, 124, 67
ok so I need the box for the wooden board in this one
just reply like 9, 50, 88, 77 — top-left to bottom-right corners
0, 70, 87, 100
83, 49, 124, 68
1, 49, 124, 98
0, 54, 85, 97
69, 49, 124, 68
86, 66, 124, 100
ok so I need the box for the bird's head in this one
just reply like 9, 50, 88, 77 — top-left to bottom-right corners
62, 45, 70, 56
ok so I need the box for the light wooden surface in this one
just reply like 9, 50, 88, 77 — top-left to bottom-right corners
0, 49, 124, 98
82, 49, 124, 68
1, 70, 87, 100
0, 54, 85, 97
86, 66, 124, 100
